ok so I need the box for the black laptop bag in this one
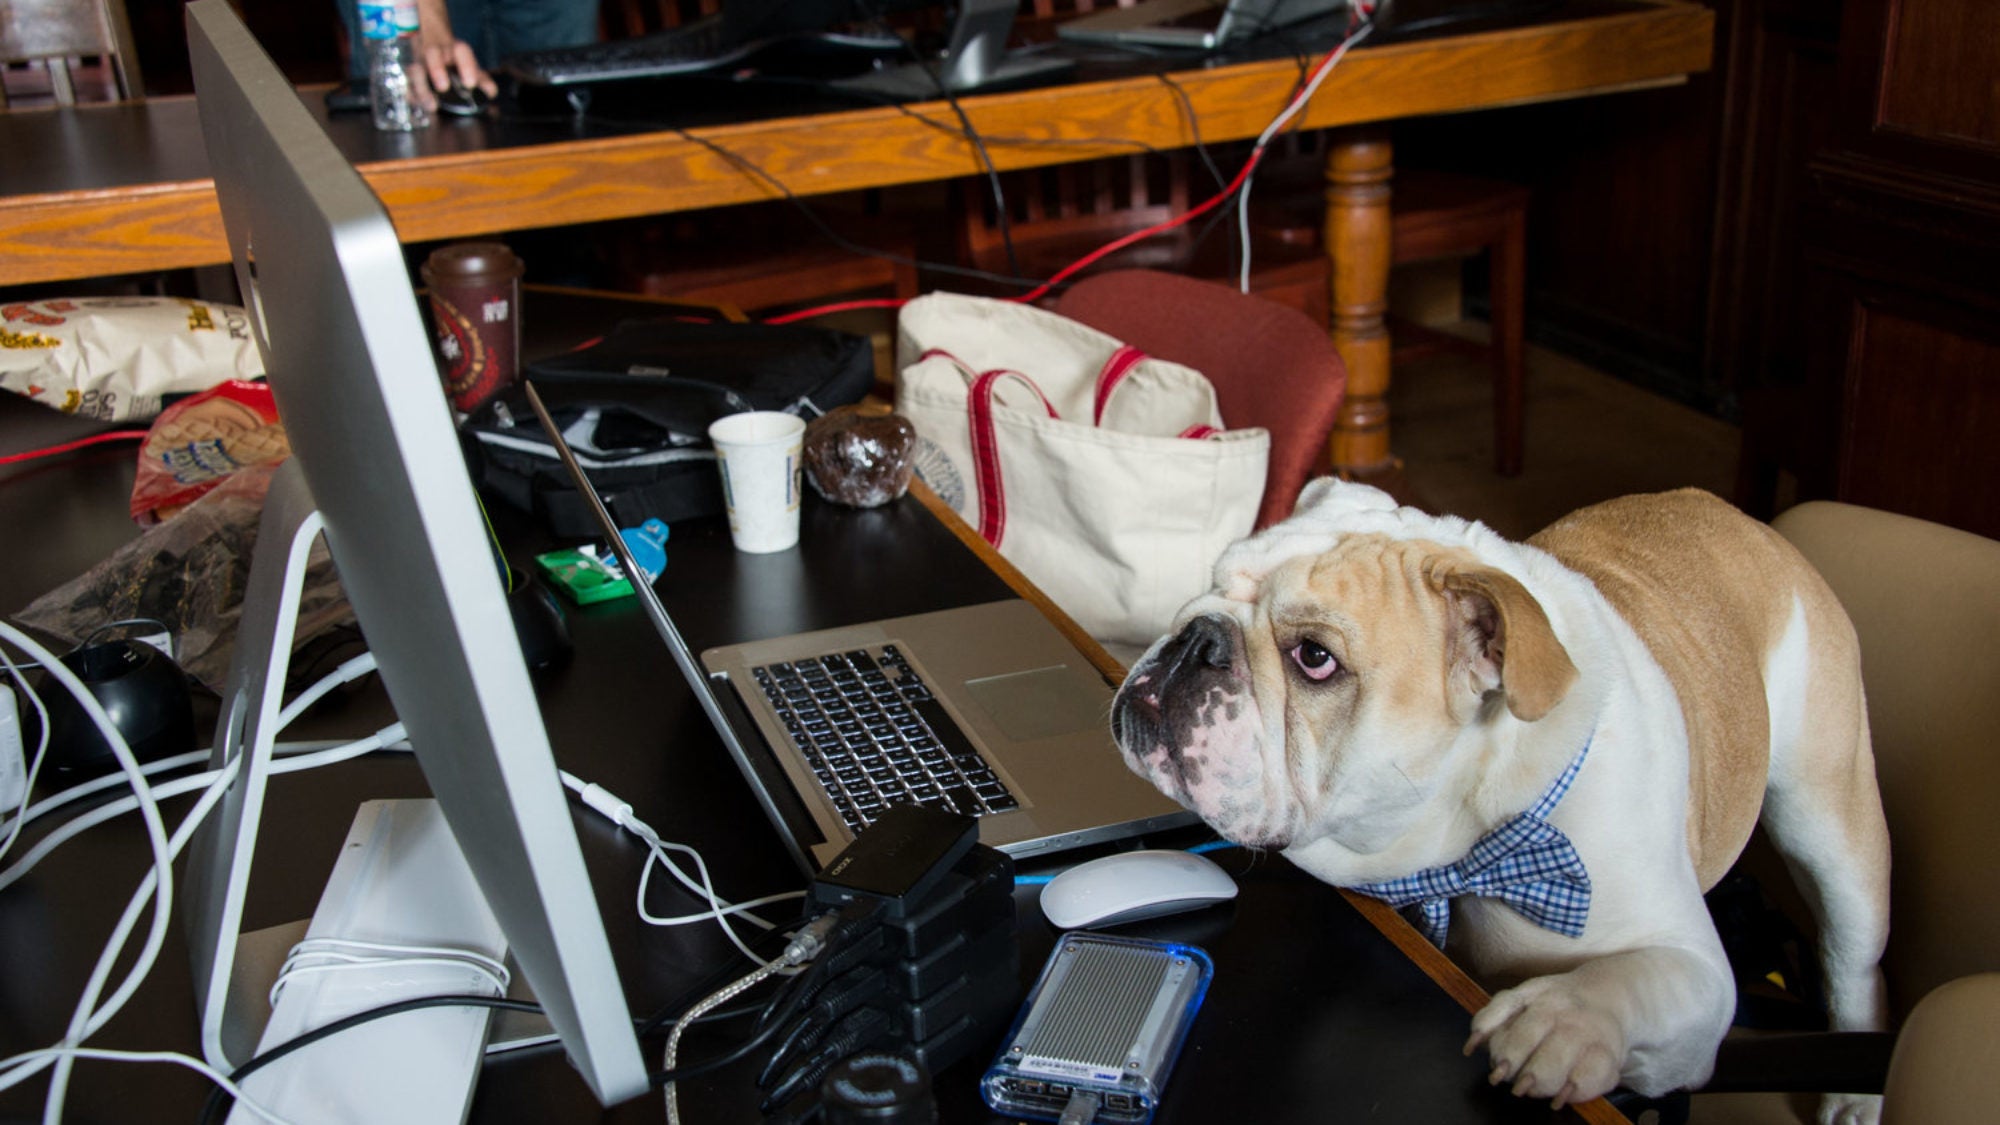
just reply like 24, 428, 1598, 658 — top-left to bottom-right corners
464, 318, 874, 538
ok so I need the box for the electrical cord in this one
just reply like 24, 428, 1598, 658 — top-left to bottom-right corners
0, 722, 408, 894
558, 771, 806, 964
0, 650, 382, 863
852, 0, 1023, 279
9, 1046, 301, 1125
197, 966, 807, 1125
0, 641, 54, 866
758, 1006, 892, 1113
664, 909, 846, 1125
0, 429, 148, 468
1059, 1087, 1104, 1125
0, 625, 812, 1120
1236, 13, 1377, 291
266, 937, 512, 1010
194, 994, 543, 1125
0, 622, 175, 1125
0, 640, 389, 1122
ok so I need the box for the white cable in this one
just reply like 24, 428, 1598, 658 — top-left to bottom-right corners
558, 771, 804, 965
637, 871, 804, 929
1237, 17, 1378, 292
0, 647, 379, 850
4, 1046, 300, 1125
0, 725, 408, 894
0, 622, 174, 1125
0, 643, 52, 864
0, 720, 402, 1124
0, 736, 399, 858
275, 651, 379, 730
2, 757, 229, 1120
269, 946, 510, 1011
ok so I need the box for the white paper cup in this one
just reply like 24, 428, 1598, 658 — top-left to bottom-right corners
709, 411, 806, 553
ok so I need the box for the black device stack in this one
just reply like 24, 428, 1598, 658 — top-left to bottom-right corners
760, 804, 1020, 1119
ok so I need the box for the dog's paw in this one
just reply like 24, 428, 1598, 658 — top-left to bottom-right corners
1466, 979, 1627, 1108
1816, 1092, 1881, 1125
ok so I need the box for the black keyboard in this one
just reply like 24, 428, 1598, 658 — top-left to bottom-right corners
752, 645, 1020, 835
503, 16, 907, 87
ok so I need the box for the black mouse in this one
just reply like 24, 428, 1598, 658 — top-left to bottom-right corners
508, 570, 573, 675
37, 639, 197, 781
437, 74, 492, 118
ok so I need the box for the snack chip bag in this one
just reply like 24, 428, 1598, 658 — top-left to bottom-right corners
130, 380, 290, 524
1, 297, 265, 422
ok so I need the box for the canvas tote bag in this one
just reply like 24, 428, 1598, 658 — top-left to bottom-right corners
894, 293, 1268, 649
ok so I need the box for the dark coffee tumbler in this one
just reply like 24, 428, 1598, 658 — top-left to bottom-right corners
421, 241, 524, 414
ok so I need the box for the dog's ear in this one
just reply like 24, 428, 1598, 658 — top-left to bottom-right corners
1435, 565, 1578, 722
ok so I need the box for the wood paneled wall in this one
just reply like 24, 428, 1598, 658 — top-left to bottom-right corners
1404, 0, 1999, 540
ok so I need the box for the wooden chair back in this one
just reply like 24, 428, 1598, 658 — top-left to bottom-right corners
0, 0, 142, 107
960, 152, 1193, 265
1023, 0, 1144, 14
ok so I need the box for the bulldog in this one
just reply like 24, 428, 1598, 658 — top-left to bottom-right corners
1111, 480, 1891, 1120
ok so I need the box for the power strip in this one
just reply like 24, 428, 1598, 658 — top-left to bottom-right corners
233, 799, 508, 1124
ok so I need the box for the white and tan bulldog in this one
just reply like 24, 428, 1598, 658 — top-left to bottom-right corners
1110, 480, 1891, 1120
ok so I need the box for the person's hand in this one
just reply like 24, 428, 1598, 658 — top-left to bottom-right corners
420, 36, 497, 102
410, 0, 497, 106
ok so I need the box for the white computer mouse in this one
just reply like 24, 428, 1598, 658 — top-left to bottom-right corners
1038, 849, 1238, 930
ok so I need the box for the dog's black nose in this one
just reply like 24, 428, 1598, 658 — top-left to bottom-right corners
1177, 615, 1233, 670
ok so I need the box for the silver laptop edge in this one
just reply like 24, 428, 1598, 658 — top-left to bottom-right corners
520, 382, 823, 873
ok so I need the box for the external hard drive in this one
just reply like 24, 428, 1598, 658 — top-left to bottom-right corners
980, 932, 1213, 1124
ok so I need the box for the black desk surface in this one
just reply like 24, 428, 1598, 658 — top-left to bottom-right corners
0, 359, 1606, 1125
0, 1, 1646, 202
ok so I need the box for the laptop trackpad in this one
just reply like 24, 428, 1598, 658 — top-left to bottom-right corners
963, 666, 1106, 742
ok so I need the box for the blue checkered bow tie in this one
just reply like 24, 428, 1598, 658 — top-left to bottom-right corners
1345, 744, 1592, 948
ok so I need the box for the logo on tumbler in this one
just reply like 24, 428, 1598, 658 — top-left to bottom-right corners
431, 296, 491, 411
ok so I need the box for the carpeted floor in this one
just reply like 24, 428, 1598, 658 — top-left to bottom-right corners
1388, 330, 1741, 540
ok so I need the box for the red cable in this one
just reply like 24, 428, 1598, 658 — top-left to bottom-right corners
764, 25, 1359, 325
0, 429, 149, 467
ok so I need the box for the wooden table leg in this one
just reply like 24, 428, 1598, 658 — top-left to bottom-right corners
1323, 129, 1396, 479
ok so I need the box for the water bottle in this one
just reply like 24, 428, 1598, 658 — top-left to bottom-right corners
360, 0, 431, 132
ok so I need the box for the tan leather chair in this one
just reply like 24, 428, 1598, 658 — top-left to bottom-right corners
1689, 502, 2000, 1124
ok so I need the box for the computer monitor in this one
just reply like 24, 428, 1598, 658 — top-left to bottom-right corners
180, 0, 649, 1105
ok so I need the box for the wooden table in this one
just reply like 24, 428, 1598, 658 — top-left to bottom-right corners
0, 1, 1711, 478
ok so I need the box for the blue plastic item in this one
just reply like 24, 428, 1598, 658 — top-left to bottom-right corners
619, 519, 670, 582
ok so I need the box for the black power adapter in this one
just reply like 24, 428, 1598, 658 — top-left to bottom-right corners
768, 804, 1020, 1120
809, 803, 980, 918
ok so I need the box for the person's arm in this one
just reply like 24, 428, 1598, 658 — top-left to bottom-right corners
413, 0, 498, 98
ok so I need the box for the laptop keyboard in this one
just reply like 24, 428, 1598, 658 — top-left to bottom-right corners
752, 645, 1021, 834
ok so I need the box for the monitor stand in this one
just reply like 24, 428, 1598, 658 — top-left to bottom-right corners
181, 462, 539, 1085
184, 458, 326, 1070
832, 0, 1072, 100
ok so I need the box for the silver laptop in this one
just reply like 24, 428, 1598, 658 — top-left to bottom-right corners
1056, 0, 1346, 50
522, 384, 1194, 874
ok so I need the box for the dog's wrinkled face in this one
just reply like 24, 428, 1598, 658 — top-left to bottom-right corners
1111, 483, 1577, 875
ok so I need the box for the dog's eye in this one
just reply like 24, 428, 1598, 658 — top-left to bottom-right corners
1289, 640, 1339, 681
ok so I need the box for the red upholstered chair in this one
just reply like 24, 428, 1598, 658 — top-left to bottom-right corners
1053, 269, 1345, 529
